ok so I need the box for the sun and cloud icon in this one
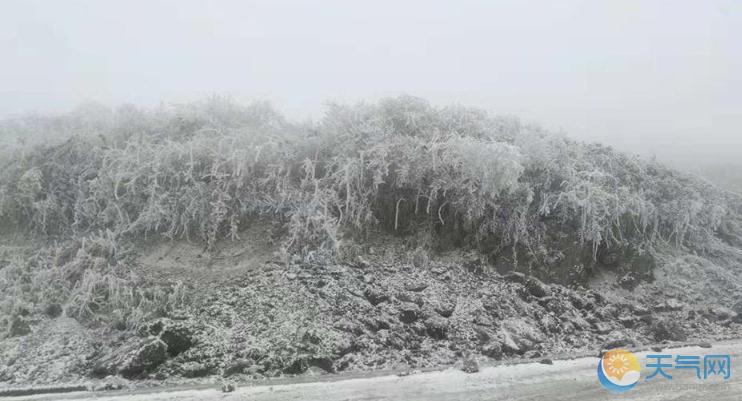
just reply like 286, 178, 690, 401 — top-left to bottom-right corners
597, 349, 641, 393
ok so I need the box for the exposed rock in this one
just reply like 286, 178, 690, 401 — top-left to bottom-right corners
399, 302, 421, 324
396, 291, 423, 306
697, 342, 713, 349
653, 298, 684, 312
602, 335, 637, 350
650, 319, 687, 342
587, 291, 605, 305
141, 319, 165, 336
540, 358, 554, 365
499, 319, 544, 355
560, 320, 576, 334
333, 318, 363, 335
300, 329, 322, 345
404, 281, 428, 292
283, 355, 311, 374
638, 314, 654, 325
160, 323, 194, 357
223, 358, 255, 377
364, 286, 390, 306
704, 306, 736, 321
582, 299, 597, 311
94, 337, 168, 379
598, 247, 620, 268
525, 277, 550, 298
355, 256, 370, 269
309, 357, 334, 373
473, 326, 492, 344
306, 365, 329, 376
618, 273, 639, 291
517, 339, 536, 353
568, 293, 585, 309
500, 330, 520, 355
482, 342, 503, 360
333, 336, 356, 357
600, 305, 620, 319
593, 322, 612, 335
411, 249, 429, 269
502, 272, 527, 284
140, 318, 195, 356
568, 315, 591, 331
433, 299, 457, 318
543, 298, 569, 315
461, 356, 479, 373
424, 316, 448, 339
397, 367, 422, 377
463, 258, 485, 274
632, 304, 651, 316
473, 313, 494, 327
539, 314, 560, 333
382, 330, 408, 349
618, 315, 638, 328
180, 362, 211, 378
91, 376, 130, 391
536, 296, 553, 308
120, 338, 168, 379
283, 355, 334, 375
362, 314, 392, 331
43, 303, 63, 318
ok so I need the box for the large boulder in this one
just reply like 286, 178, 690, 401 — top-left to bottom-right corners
142, 318, 195, 357
93, 337, 168, 379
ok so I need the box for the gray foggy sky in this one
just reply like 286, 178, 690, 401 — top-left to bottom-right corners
1, 0, 740, 165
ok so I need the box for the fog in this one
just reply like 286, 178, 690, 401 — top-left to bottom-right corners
2, 0, 740, 166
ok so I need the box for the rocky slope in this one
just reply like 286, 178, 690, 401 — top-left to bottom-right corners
2, 239, 741, 390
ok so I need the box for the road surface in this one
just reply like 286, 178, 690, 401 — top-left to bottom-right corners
5, 342, 741, 401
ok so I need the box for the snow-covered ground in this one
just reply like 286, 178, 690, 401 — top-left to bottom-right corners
8, 341, 740, 401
